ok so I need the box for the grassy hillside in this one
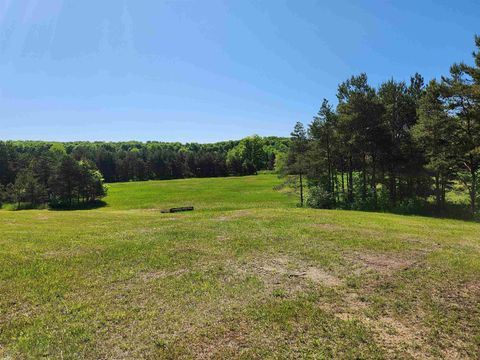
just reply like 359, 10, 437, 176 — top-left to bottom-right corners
1, 174, 479, 359
104, 174, 295, 211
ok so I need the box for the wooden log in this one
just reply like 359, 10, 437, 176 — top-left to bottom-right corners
170, 206, 194, 213
161, 206, 194, 213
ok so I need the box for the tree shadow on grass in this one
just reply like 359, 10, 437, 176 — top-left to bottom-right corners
48, 200, 107, 211
367, 203, 477, 222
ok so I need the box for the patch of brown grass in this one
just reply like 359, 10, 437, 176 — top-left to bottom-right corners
348, 251, 417, 274
234, 255, 344, 294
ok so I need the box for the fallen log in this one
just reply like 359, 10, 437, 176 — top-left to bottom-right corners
161, 206, 194, 213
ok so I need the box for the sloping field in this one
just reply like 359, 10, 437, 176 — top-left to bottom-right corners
1, 174, 479, 359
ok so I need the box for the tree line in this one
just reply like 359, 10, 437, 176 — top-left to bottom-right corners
0, 136, 288, 208
284, 35, 480, 219
0, 149, 107, 209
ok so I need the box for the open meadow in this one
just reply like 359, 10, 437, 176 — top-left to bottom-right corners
1, 174, 479, 359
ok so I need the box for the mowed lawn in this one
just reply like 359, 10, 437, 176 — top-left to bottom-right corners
1, 174, 479, 359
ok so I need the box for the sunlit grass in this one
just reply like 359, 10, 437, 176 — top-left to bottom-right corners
1, 174, 479, 358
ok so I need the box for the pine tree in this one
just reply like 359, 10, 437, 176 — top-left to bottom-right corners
309, 99, 338, 204
337, 74, 385, 207
286, 122, 309, 206
442, 35, 480, 216
413, 80, 458, 213
378, 79, 419, 206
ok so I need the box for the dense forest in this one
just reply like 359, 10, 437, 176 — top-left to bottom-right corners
0, 136, 288, 208
284, 35, 480, 219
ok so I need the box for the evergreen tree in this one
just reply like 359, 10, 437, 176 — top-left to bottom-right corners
413, 80, 458, 213
442, 35, 480, 215
308, 99, 338, 205
285, 122, 309, 206
378, 79, 419, 205
14, 168, 47, 208
49, 156, 81, 207
337, 74, 385, 207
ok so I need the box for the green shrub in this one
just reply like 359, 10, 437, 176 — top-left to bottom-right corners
306, 186, 334, 209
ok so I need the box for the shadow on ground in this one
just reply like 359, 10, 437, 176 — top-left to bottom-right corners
48, 200, 107, 211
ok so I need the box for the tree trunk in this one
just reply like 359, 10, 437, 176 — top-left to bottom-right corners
441, 177, 446, 213
470, 165, 477, 217
348, 155, 354, 204
434, 173, 441, 213
407, 177, 414, 199
331, 169, 336, 205
371, 154, 377, 209
362, 153, 367, 202
389, 171, 396, 207
68, 181, 72, 207
326, 138, 332, 196
299, 172, 304, 207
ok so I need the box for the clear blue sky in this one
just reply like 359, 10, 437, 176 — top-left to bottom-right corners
0, 0, 478, 143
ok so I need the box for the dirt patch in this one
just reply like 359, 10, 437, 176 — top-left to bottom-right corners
257, 255, 290, 273
296, 267, 342, 286
193, 321, 251, 359
349, 252, 416, 274
325, 291, 369, 321
237, 255, 343, 290
331, 298, 433, 358
463, 281, 480, 296
368, 315, 465, 359
367, 316, 432, 359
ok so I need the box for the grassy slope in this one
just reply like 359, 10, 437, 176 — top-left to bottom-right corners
0, 174, 479, 359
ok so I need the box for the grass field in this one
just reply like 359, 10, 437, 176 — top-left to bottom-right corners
1, 174, 479, 359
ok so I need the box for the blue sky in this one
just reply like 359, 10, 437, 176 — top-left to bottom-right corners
0, 0, 478, 142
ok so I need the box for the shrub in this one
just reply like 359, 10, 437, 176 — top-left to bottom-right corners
306, 186, 334, 209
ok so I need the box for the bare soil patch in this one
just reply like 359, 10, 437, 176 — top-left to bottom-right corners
236, 255, 343, 291
348, 251, 417, 274
368, 316, 432, 359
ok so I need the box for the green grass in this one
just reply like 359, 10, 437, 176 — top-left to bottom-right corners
103, 174, 294, 211
1, 174, 479, 359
